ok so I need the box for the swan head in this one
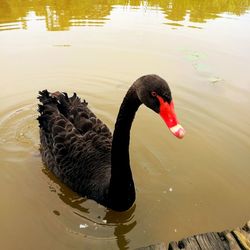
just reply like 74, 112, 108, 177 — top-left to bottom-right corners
134, 74, 185, 139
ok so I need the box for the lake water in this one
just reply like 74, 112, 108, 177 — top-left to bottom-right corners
0, 1, 250, 249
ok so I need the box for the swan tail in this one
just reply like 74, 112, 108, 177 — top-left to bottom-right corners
37, 90, 59, 132
37, 90, 96, 134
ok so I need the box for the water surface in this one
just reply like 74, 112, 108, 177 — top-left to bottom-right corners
0, 0, 250, 249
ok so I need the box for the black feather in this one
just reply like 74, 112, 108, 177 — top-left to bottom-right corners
38, 90, 112, 205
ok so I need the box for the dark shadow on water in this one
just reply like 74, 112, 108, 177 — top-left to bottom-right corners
42, 167, 89, 213
105, 205, 137, 249
42, 166, 137, 249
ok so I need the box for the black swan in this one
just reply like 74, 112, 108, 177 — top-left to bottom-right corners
37, 74, 185, 211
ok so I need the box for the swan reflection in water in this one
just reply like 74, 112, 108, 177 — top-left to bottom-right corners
42, 167, 136, 250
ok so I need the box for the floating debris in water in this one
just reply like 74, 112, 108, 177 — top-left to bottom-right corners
52, 210, 60, 216
0, 138, 6, 143
209, 76, 222, 84
102, 219, 107, 224
79, 223, 88, 229
94, 223, 98, 230
53, 44, 71, 47
169, 187, 173, 192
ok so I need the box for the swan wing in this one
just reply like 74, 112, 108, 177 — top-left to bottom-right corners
37, 90, 112, 200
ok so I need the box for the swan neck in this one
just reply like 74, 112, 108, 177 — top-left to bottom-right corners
108, 86, 141, 211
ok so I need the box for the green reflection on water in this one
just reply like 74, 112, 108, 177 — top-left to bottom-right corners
0, 0, 249, 31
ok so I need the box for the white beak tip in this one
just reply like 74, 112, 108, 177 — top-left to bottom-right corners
170, 124, 185, 139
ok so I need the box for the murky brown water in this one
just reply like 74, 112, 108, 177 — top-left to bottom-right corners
0, 1, 250, 249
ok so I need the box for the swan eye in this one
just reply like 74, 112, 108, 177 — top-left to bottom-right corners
151, 91, 157, 97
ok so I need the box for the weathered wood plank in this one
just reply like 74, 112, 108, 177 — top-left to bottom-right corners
168, 236, 201, 250
221, 230, 241, 250
195, 232, 229, 249
232, 227, 250, 249
137, 220, 250, 250
168, 232, 230, 250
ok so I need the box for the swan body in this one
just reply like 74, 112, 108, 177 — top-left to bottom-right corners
37, 74, 184, 211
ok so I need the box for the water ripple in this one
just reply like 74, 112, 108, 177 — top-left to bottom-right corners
0, 101, 39, 162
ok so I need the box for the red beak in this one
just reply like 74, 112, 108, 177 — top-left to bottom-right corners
157, 96, 185, 139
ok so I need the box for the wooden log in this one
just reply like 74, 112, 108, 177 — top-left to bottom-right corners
138, 220, 250, 250
168, 232, 230, 250
222, 230, 241, 250
169, 221, 250, 250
